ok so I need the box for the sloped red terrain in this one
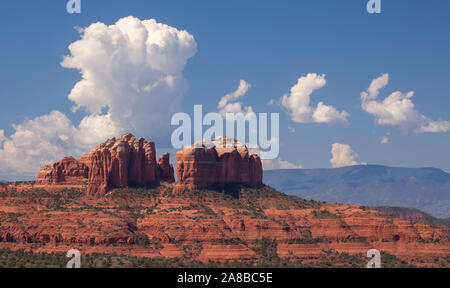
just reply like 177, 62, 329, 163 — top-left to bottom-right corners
0, 183, 448, 267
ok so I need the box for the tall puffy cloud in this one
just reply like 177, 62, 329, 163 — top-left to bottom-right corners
62, 16, 197, 143
0, 17, 196, 179
330, 143, 362, 168
262, 158, 303, 170
275, 74, 349, 124
73, 113, 122, 150
361, 74, 450, 133
217, 80, 253, 116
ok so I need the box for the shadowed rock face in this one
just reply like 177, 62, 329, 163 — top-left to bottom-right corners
175, 137, 263, 191
157, 153, 175, 182
36, 133, 175, 195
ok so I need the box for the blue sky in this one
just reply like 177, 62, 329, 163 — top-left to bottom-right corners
0, 0, 449, 179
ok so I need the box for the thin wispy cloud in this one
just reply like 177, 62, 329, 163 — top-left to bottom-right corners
262, 157, 303, 170
217, 80, 253, 116
380, 132, 390, 144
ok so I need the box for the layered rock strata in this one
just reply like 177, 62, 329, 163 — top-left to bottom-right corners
175, 137, 263, 191
36, 133, 175, 195
36, 157, 88, 185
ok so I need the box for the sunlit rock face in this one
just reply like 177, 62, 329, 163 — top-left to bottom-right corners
36, 133, 174, 195
36, 157, 89, 185
175, 137, 263, 192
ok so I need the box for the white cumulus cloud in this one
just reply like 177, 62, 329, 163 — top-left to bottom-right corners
62, 16, 197, 143
0, 111, 123, 179
0, 111, 78, 176
0, 16, 196, 179
262, 158, 303, 170
361, 74, 450, 133
330, 143, 362, 168
217, 80, 253, 116
74, 113, 122, 150
275, 73, 349, 124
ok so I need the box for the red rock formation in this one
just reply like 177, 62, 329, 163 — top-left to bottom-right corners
35, 133, 173, 195
176, 137, 263, 191
86, 133, 159, 195
157, 153, 175, 182
249, 154, 263, 187
78, 153, 94, 168
36, 157, 88, 185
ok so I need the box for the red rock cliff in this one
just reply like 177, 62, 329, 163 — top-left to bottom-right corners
176, 137, 263, 191
36, 157, 88, 185
157, 153, 175, 182
36, 133, 174, 195
86, 133, 160, 195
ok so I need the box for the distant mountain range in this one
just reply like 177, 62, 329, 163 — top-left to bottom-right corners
264, 165, 450, 219
370, 206, 449, 228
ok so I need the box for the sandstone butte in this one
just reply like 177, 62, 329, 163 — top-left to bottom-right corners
0, 134, 447, 267
175, 137, 263, 193
35, 133, 175, 195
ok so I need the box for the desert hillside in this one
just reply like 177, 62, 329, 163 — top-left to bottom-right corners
0, 182, 448, 268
